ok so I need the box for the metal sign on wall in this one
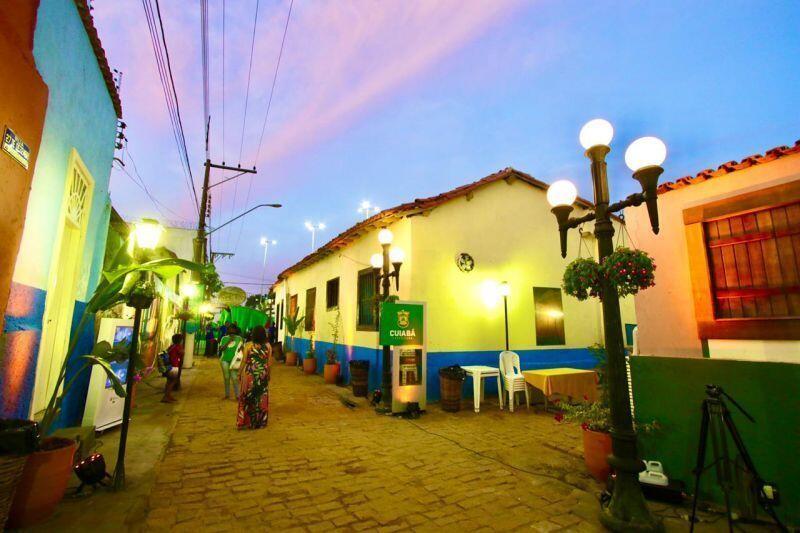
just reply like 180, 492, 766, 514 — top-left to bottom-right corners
379, 301, 424, 346
2, 127, 31, 169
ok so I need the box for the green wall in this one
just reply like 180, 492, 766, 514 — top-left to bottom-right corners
630, 356, 799, 526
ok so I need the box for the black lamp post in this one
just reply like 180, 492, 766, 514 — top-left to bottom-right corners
499, 281, 510, 351
547, 119, 665, 531
113, 218, 163, 491
370, 228, 404, 413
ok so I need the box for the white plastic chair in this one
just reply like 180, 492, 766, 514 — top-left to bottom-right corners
499, 351, 529, 412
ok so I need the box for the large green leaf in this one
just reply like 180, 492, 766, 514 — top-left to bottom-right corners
104, 257, 202, 285
81, 355, 127, 398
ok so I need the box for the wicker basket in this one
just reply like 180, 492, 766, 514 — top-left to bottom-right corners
0, 455, 28, 528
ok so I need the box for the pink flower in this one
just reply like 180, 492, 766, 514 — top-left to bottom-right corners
581, 422, 589, 431
554, 413, 564, 423
583, 394, 589, 401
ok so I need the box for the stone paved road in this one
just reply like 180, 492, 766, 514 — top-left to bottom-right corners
143, 358, 603, 532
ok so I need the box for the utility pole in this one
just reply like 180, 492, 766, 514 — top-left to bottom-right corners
194, 160, 257, 264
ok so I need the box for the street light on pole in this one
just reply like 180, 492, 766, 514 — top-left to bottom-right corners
546, 118, 665, 530
370, 228, 404, 413
358, 200, 380, 219
498, 281, 510, 351
305, 221, 325, 251
113, 218, 163, 490
259, 237, 277, 305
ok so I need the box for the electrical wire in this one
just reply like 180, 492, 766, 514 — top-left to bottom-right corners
237, 0, 260, 165
232, 0, 295, 254
122, 147, 192, 222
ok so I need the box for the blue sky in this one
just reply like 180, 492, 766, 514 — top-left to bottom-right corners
95, 0, 800, 292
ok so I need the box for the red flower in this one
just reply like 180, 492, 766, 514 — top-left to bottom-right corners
554, 413, 564, 423
581, 422, 589, 431
583, 394, 589, 401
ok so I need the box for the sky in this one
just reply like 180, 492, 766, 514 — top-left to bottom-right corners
93, 0, 800, 294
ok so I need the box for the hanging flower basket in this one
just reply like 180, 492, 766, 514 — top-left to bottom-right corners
601, 247, 656, 298
562, 258, 602, 301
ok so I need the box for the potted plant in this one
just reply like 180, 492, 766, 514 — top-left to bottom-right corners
438, 365, 467, 412
303, 334, 317, 375
324, 309, 341, 384
283, 308, 304, 366
0, 420, 39, 528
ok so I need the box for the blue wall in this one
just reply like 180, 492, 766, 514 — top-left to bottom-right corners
286, 336, 598, 402
0, 0, 117, 425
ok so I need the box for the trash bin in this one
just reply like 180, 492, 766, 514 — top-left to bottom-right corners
439, 366, 467, 412
349, 360, 370, 397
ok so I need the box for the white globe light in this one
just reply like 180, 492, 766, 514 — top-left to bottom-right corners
498, 282, 510, 297
389, 247, 405, 264
133, 218, 164, 250
370, 253, 383, 269
378, 228, 393, 245
579, 119, 614, 149
180, 283, 198, 298
625, 136, 667, 171
547, 180, 578, 208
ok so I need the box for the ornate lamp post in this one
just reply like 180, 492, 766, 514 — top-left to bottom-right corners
499, 281, 510, 351
370, 228, 404, 412
113, 218, 163, 490
547, 119, 665, 531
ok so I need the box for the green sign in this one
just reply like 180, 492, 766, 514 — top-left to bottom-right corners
379, 301, 424, 346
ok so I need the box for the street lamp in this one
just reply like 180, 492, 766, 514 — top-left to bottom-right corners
546, 119, 664, 530
259, 237, 277, 303
358, 200, 380, 219
498, 281, 510, 351
113, 218, 163, 490
370, 227, 404, 412
305, 221, 325, 251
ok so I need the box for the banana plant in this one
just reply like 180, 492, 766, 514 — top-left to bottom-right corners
38, 241, 203, 437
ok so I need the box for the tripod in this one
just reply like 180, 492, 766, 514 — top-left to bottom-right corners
690, 385, 786, 532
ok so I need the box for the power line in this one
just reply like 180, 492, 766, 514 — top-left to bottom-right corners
237, 0, 261, 164
233, 0, 295, 254
124, 147, 192, 222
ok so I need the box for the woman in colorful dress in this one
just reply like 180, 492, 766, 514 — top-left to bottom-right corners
237, 325, 272, 429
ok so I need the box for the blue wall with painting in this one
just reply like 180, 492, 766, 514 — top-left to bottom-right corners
286, 336, 597, 403
0, 0, 117, 424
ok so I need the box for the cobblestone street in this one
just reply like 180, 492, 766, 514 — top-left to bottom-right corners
143, 358, 604, 532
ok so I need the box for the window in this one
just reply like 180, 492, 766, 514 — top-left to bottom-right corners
305, 288, 316, 331
533, 287, 565, 346
289, 294, 298, 319
704, 201, 800, 319
357, 268, 377, 330
684, 181, 800, 340
277, 301, 283, 332
326, 277, 340, 309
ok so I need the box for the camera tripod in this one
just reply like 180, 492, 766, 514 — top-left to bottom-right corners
690, 384, 786, 532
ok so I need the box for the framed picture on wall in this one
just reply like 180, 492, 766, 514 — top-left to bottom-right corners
533, 287, 566, 346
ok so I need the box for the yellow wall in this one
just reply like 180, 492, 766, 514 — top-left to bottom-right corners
625, 153, 800, 360
276, 177, 635, 354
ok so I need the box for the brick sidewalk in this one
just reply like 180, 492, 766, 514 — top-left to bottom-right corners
142, 358, 606, 532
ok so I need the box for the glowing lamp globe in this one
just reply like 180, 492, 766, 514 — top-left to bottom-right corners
389, 247, 405, 264
625, 136, 667, 171
370, 253, 383, 269
378, 228, 393, 245
304, 221, 313, 231
579, 119, 614, 149
133, 218, 163, 250
318, 223, 326, 230
180, 283, 198, 298
498, 282, 510, 297
547, 180, 578, 208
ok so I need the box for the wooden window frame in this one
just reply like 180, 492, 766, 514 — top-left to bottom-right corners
356, 268, 378, 332
326, 277, 340, 310
532, 287, 566, 346
683, 180, 800, 340
305, 288, 316, 332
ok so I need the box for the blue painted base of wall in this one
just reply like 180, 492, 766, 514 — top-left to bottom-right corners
1, 282, 95, 431
284, 336, 598, 402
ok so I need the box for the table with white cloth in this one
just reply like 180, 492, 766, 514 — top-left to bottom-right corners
522, 368, 598, 409
461, 365, 504, 413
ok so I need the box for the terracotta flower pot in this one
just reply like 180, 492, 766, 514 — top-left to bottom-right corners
303, 357, 317, 375
285, 351, 298, 366
7, 437, 77, 528
582, 428, 612, 483
323, 363, 340, 384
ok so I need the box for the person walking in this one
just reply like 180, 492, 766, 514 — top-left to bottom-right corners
162, 333, 183, 403
218, 325, 243, 400
237, 325, 272, 429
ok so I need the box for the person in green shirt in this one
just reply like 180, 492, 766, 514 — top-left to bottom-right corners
218, 325, 243, 399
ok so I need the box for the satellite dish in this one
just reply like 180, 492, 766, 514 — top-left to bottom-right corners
216, 286, 247, 307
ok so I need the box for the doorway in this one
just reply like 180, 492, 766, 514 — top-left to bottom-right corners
31, 150, 93, 417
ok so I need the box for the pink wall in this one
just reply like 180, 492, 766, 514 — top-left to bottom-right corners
625, 153, 800, 358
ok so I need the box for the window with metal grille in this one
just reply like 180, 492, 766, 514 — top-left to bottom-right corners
704, 200, 800, 319
356, 268, 377, 331
305, 288, 316, 331
326, 277, 340, 309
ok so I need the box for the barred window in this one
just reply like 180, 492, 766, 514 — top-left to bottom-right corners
356, 268, 377, 331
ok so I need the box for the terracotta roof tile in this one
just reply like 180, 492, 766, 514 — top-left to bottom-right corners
275, 167, 600, 281
74, 0, 122, 118
657, 139, 800, 194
